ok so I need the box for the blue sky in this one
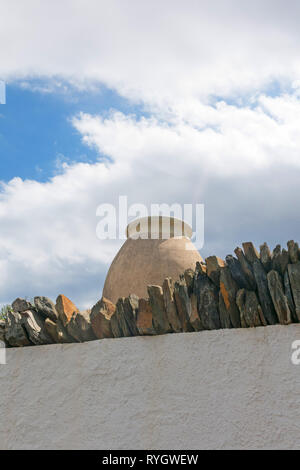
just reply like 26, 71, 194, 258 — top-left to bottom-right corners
0, 82, 143, 182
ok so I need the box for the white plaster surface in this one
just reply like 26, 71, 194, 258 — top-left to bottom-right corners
1, 324, 300, 450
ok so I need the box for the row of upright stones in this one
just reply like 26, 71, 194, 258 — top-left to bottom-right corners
1, 240, 300, 347
91, 240, 300, 340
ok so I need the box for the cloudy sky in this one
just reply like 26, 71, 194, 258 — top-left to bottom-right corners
1, 0, 300, 309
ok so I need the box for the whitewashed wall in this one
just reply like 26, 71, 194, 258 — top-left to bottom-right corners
1, 324, 300, 450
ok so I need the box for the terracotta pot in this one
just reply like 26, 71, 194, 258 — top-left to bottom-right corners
102, 216, 203, 303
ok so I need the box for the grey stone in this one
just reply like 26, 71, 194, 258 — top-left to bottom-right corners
11, 298, 32, 313
67, 310, 96, 342
242, 242, 260, 264
148, 285, 171, 334
225, 254, 253, 290
163, 278, 182, 333
34, 296, 58, 322
267, 270, 291, 325
123, 295, 140, 336
253, 260, 278, 325
5, 311, 31, 347
287, 262, 300, 321
174, 279, 194, 332
283, 270, 297, 322
234, 247, 256, 290
136, 298, 156, 335
260, 242, 272, 272
287, 240, 299, 264
21, 310, 53, 345
236, 289, 266, 328
272, 245, 289, 276
194, 271, 220, 330
206, 256, 225, 286
219, 291, 232, 329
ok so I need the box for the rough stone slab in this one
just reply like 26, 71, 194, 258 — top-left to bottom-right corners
67, 310, 96, 342
195, 261, 207, 275
5, 311, 31, 347
21, 310, 53, 345
90, 297, 116, 339
260, 242, 272, 272
284, 270, 297, 323
148, 285, 171, 335
44, 318, 73, 343
267, 270, 291, 325
236, 289, 265, 328
272, 245, 289, 276
123, 295, 140, 336
287, 240, 299, 264
34, 296, 58, 322
206, 256, 225, 286
11, 298, 32, 313
219, 291, 232, 328
162, 278, 182, 333
194, 272, 220, 330
136, 298, 156, 335
219, 266, 241, 328
110, 307, 123, 338
174, 279, 194, 332
242, 242, 260, 264
189, 293, 203, 331
253, 260, 278, 325
183, 269, 195, 296
234, 247, 256, 290
56, 294, 79, 327
114, 298, 132, 337
288, 262, 300, 321
0, 320, 7, 345
225, 254, 253, 290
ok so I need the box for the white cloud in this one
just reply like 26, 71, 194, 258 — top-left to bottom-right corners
1, 1, 300, 308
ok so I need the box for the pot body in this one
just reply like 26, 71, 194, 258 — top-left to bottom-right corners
102, 231, 203, 303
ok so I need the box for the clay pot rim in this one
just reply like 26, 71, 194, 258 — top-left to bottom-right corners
126, 216, 193, 240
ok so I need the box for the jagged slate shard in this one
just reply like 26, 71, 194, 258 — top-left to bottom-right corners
234, 247, 256, 290
190, 293, 203, 331
219, 266, 241, 328
287, 263, 300, 322
110, 307, 123, 338
267, 270, 291, 325
206, 256, 225, 287
260, 242, 272, 272
5, 311, 31, 347
67, 310, 96, 342
242, 242, 260, 264
148, 285, 171, 334
183, 269, 195, 296
219, 291, 232, 328
90, 297, 116, 339
194, 271, 220, 330
21, 310, 53, 345
45, 318, 73, 343
114, 298, 132, 337
225, 254, 253, 290
34, 296, 58, 322
236, 289, 265, 328
123, 294, 140, 336
196, 261, 207, 275
174, 279, 194, 332
56, 294, 79, 327
163, 278, 182, 333
283, 270, 297, 323
12, 298, 32, 313
252, 260, 278, 325
136, 298, 156, 335
272, 245, 289, 276
287, 240, 299, 264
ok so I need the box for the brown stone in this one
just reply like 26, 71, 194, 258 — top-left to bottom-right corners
234, 247, 256, 290
287, 240, 299, 264
136, 298, 156, 335
267, 270, 291, 325
183, 269, 195, 295
219, 266, 241, 328
242, 242, 260, 264
219, 291, 232, 329
44, 318, 73, 343
148, 285, 171, 334
56, 294, 79, 327
206, 256, 225, 286
90, 297, 116, 339
162, 278, 182, 333
272, 245, 289, 276
287, 262, 300, 321
196, 261, 207, 275
260, 242, 272, 272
